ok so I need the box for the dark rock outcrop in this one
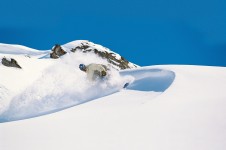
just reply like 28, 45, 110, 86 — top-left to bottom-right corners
1, 57, 22, 69
50, 44, 67, 59
71, 42, 136, 70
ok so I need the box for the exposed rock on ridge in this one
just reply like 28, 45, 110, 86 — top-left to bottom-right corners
1, 57, 22, 69
70, 41, 138, 70
50, 44, 67, 59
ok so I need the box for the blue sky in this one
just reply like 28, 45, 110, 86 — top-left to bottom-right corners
0, 0, 226, 66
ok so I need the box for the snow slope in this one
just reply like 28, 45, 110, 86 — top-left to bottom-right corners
0, 50, 134, 121
1, 42, 226, 150
0, 43, 49, 56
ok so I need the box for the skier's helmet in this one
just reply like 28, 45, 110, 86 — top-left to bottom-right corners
79, 64, 86, 71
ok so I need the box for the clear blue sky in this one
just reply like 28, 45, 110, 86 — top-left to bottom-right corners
0, 0, 226, 66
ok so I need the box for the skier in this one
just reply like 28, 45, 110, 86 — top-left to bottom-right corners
79, 63, 108, 81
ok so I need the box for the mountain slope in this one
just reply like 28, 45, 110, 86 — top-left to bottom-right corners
1, 65, 226, 150
0, 40, 139, 121
0, 41, 226, 150
0, 43, 49, 56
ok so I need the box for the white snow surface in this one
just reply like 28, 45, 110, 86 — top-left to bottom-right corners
0, 43, 49, 56
1, 41, 226, 150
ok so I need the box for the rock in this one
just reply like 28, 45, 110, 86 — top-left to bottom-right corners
50, 44, 67, 59
71, 42, 90, 52
70, 42, 137, 70
1, 57, 22, 69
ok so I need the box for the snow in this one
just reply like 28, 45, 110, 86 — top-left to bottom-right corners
1, 42, 226, 150
0, 44, 136, 122
120, 67, 175, 91
0, 43, 49, 56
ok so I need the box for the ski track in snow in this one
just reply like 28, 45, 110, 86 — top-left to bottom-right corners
120, 68, 175, 92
